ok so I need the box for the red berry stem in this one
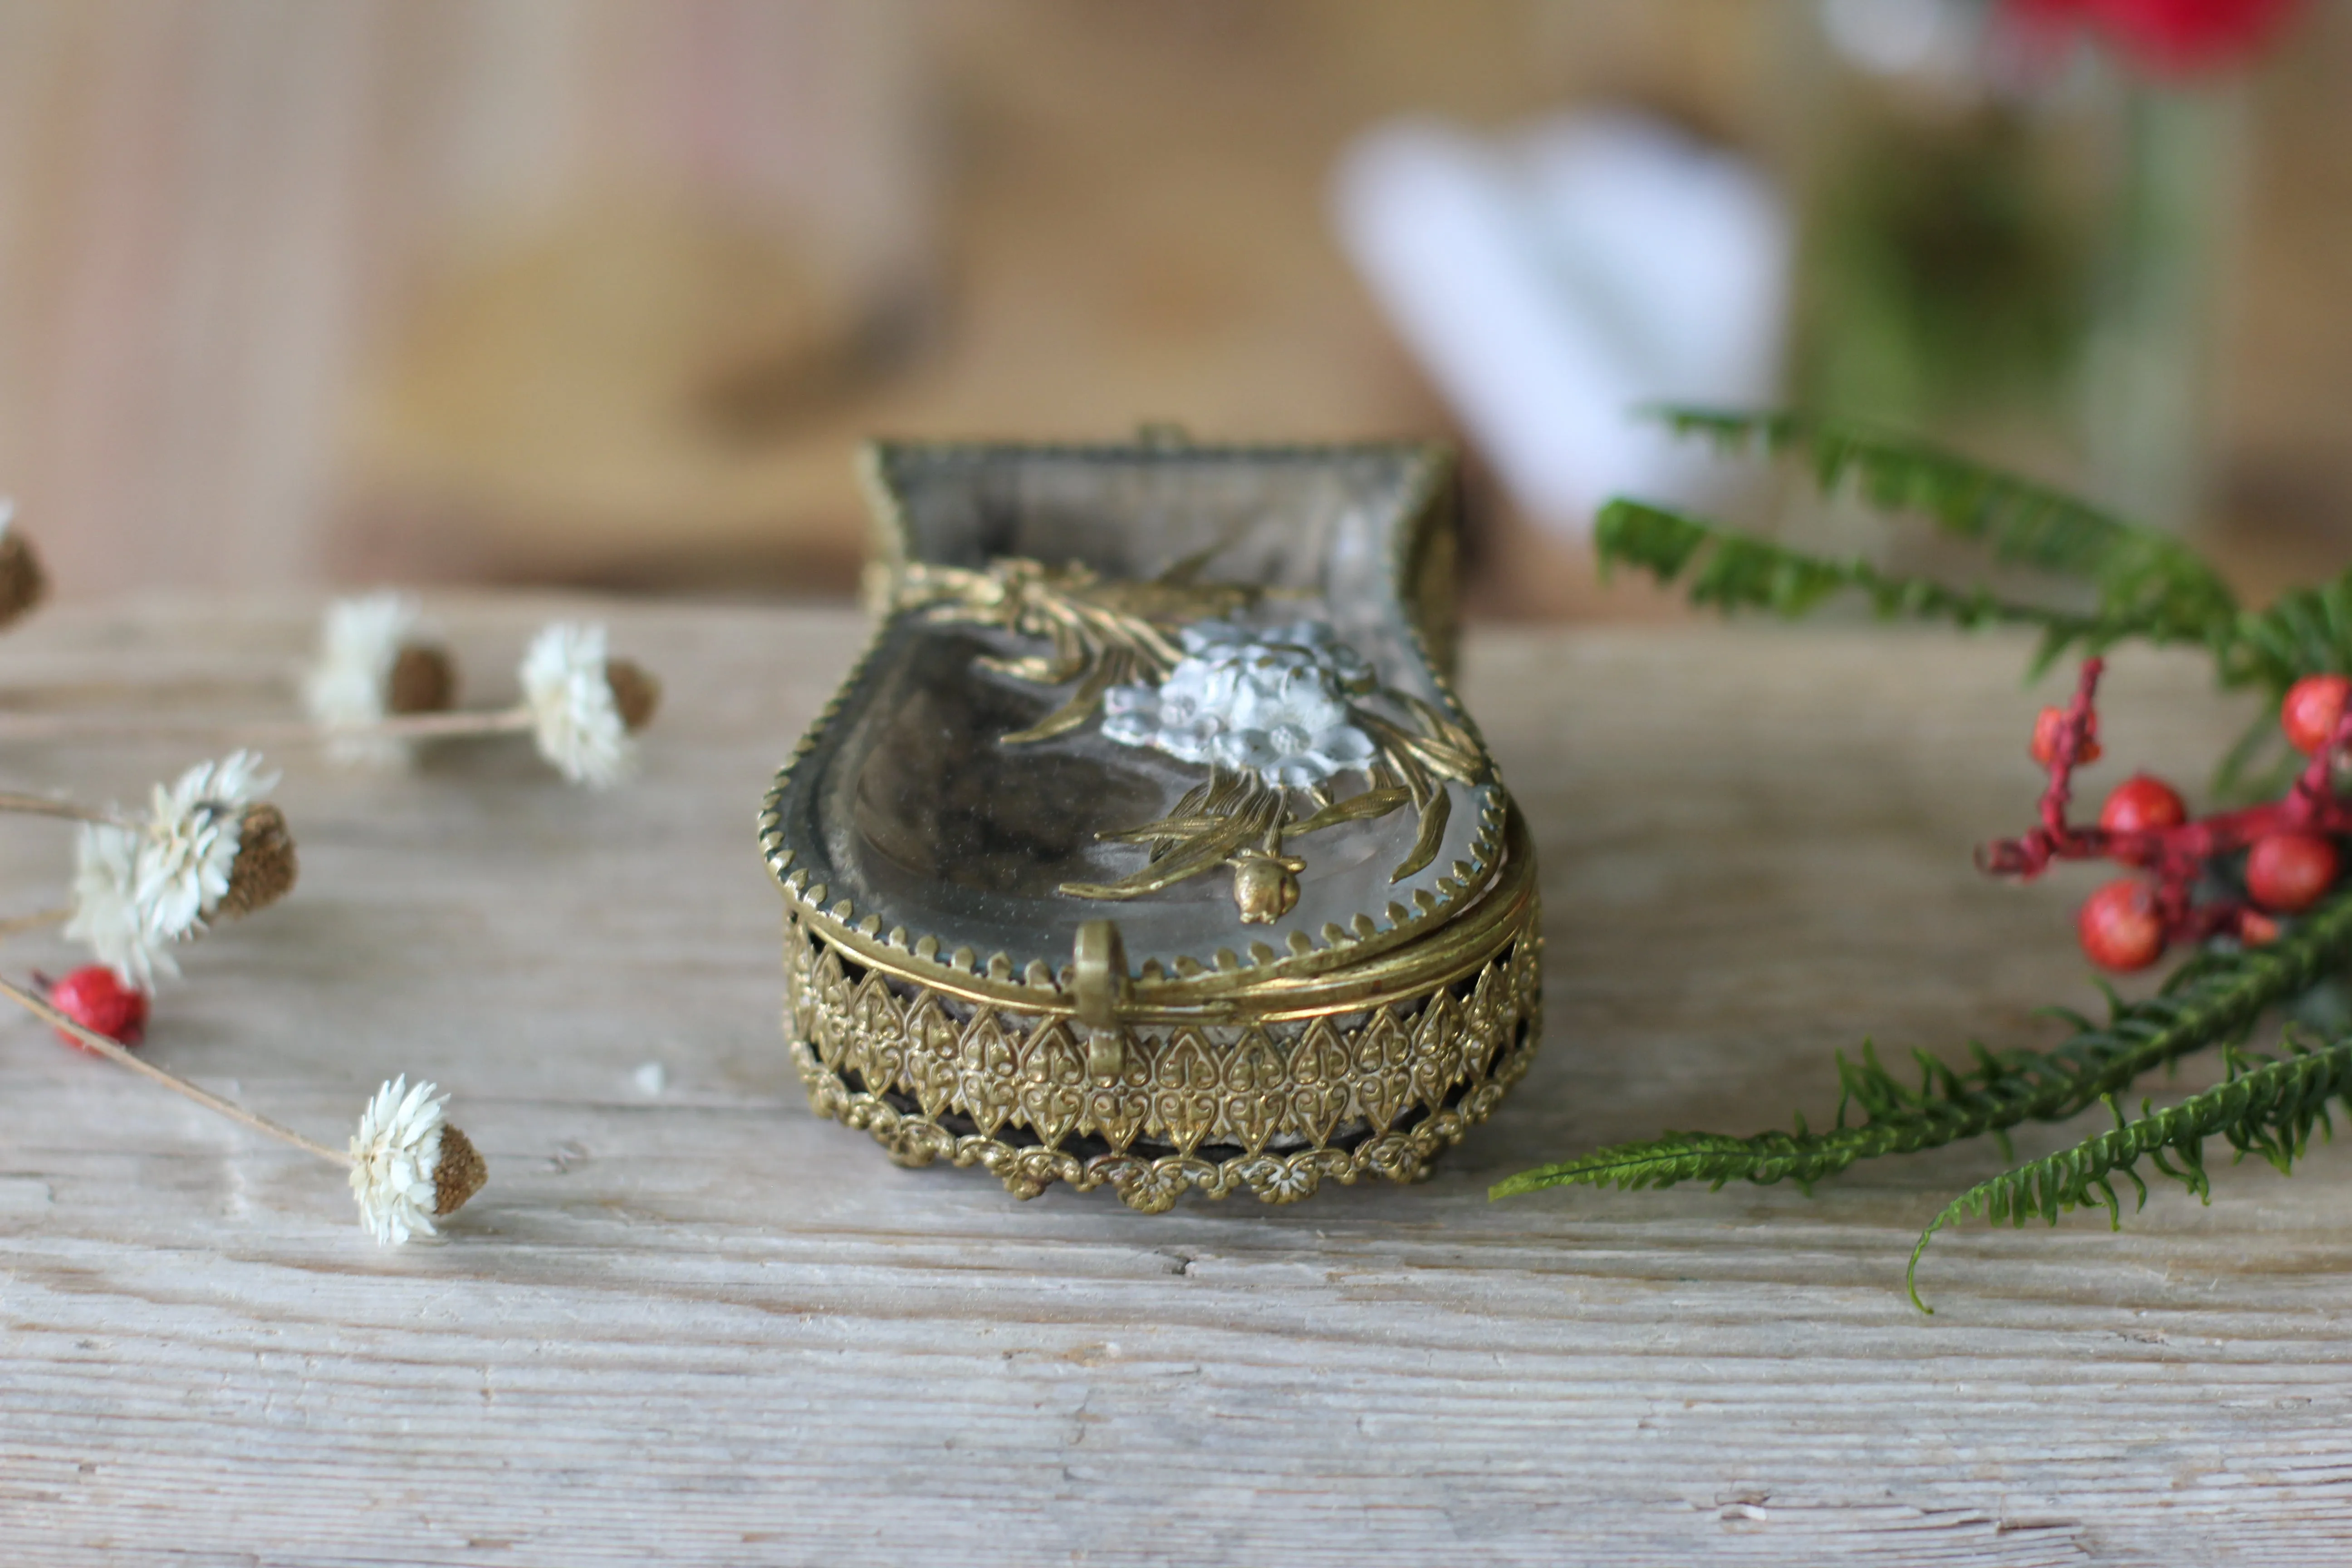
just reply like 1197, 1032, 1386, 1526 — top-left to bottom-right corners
2040, 656, 2101, 841
1979, 657, 2114, 877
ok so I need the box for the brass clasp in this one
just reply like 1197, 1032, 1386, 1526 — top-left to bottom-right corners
1073, 919, 1130, 1078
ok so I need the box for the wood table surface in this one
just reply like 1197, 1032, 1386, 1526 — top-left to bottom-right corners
4, 597, 2348, 1567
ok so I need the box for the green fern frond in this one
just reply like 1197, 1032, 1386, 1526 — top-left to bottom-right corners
1906, 1038, 2352, 1312
2222, 565, 2352, 696
1596, 499, 2102, 652
1490, 887, 2352, 1202
1658, 408, 2142, 576
1630, 407, 2240, 661
1485, 1128, 1834, 1198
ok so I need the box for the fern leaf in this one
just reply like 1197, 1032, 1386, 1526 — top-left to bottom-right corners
2221, 566, 2352, 696
1906, 1039, 2352, 1312
1617, 413, 2352, 756
1485, 1130, 1839, 1198
1595, 500, 2103, 642
1658, 408, 2137, 574
1489, 888, 2352, 1201
1628, 408, 2240, 657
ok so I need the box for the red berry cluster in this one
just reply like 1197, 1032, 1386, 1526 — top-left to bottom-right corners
1981, 662, 2352, 972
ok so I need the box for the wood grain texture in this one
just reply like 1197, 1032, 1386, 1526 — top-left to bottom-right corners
3, 599, 2350, 1566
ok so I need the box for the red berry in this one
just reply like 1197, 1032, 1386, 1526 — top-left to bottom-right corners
2277, 677, 2352, 752
2098, 774, 2187, 835
2239, 911, 2282, 947
2042, 0, 2302, 75
45, 965, 149, 1052
2030, 706, 2101, 768
2282, 675, 2352, 756
2078, 880, 2165, 972
2245, 832, 2339, 913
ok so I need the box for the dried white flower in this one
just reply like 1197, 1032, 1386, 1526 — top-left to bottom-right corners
304, 592, 427, 767
348, 1075, 448, 1244
136, 751, 275, 939
520, 622, 633, 787
1102, 619, 1378, 788
65, 822, 170, 988
66, 752, 278, 986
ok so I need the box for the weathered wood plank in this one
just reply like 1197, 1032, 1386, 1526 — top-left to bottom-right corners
2, 600, 2346, 1566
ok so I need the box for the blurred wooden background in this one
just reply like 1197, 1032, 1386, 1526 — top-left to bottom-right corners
0, 0, 2346, 614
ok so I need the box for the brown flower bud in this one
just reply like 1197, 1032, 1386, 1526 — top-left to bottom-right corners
387, 642, 456, 714
433, 1125, 488, 1217
604, 659, 661, 733
0, 530, 47, 630
216, 803, 298, 920
1231, 853, 1302, 925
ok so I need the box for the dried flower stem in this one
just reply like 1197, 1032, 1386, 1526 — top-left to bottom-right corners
0, 706, 537, 745
0, 790, 138, 828
320, 706, 538, 741
0, 906, 69, 941
0, 682, 648, 767
0, 973, 353, 1167
0, 676, 289, 712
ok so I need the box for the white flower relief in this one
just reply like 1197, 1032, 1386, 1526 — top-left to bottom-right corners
65, 751, 276, 987
519, 622, 632, 788
303, 591, 425, 767
1176, 618, 1376, 691
1102, 619, 1378, 788
349, 1075, 448, 1245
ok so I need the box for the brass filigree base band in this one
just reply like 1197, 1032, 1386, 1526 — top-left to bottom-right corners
782, 893, 1542, 1213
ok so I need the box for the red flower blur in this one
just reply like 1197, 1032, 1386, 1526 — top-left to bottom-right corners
2004, 0, 2302, 74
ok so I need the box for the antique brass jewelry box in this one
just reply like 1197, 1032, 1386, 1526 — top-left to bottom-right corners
760, 437, 1540, 1210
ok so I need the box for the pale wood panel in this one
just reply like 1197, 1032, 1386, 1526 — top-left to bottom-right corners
2, 600, 2349, 1565
0, 0, 930, 600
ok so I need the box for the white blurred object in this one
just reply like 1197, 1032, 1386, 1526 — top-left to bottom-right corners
1331, 110, 1792, 538
1818, 0, 1962, 76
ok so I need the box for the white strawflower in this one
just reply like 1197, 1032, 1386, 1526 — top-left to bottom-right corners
66, 752, 278, 985
304, 592, 426, 767
520, 622, 632, 787
348, 1076, 448, 1244
65, 822, 172, 987
135, 751, 275, 939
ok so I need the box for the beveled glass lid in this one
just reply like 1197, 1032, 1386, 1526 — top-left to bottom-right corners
760, 439, 1513, 1009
